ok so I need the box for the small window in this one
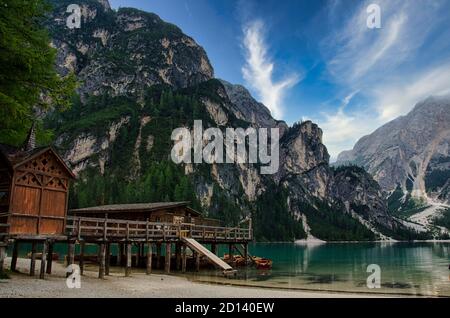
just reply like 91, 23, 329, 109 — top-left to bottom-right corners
0, 191, 8, 206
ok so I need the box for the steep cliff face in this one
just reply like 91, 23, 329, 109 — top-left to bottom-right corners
45, 0, 418, 241
337, 96, 450, 205
48, 0, 213, 101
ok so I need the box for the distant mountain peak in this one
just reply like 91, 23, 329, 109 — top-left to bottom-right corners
336, 95, 450, 204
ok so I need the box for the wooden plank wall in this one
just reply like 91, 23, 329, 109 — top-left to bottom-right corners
8, 150, 70, 235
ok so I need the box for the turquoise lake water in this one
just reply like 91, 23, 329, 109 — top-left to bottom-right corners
189, 242, 450, 297
9, 241, 450, 296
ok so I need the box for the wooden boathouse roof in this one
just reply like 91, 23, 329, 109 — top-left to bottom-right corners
69, 201, 202, 216
0, 144, 75, 179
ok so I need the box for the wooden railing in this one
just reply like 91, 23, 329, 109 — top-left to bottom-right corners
65, 216, 252, 242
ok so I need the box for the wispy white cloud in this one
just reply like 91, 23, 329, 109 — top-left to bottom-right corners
241, 20, 300, 119
317, 0, 450, 159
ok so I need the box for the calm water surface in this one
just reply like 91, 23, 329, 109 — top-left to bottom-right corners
188, 242, 450, 297
10, 241, 450, 296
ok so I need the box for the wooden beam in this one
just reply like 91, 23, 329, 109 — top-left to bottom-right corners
243, 243, 248, 266
211, 243, 217, 255
146, 242, 152, 275
10, 240, 18, 272
39, 241, 48, 279
79, 241, 85, 276
165, 243, 171, 273
125, 243, 131, 277
0, 244, 5, 276
176, 242, 181, 270
195, 251, 200, 272
156, 242, 161, 269
46, 241, 54, 274
105, 243, 111, 276
66, 242, 75, 278
182, 245, 187, 273
30, 242, 37, 276
98, 243, 106, 279
117, 243, 122, 266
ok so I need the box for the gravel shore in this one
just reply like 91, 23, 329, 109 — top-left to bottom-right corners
0, 258, 385, 298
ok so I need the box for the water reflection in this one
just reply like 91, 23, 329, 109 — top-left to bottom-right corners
195, 242, 450, 296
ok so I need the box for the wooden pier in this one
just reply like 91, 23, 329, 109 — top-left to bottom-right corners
63, 215, 251, 277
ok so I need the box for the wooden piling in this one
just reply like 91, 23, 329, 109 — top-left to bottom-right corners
195, 251, 200, 272
79, 241, 85, 275
125, 243, 132, 277
39, 241, 48, 279
30, 242, 37, 276
165, 243, 171, 273
146, 242, 152, 275
66, 242, 75, 278
67, 242, 75, 266
176, 242, 181, 270
181, 245, 187, 273
244, 243, 249, 265
0, 244, 6, 276
10, 240, 19, 272
156, 242, 161, 269
99, 243, 106, 279
117, 243, 122, 266
46, 241, 54, 274
105, 243, 111, 276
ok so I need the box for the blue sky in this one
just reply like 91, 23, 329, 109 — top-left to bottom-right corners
110, 0, 450, 160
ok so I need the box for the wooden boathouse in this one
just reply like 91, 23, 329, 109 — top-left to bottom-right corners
0, 127, 253, 279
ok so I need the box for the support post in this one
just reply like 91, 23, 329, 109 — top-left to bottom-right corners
176, 243, 181, 270
66, 242, 75, 278
244, 243, 248, 265
228, 244, 233, 260
165, 243, 171, 273
117, 243, 122, 266
156, 242, 161, 269
105, 243, 111, 276
10, 240, 19, 272
79, 241, 85, 275
67, 242, 75, 266
39, 241, 48, 279
125, 243, 131, 277
211, 243, 217, 256
182, 245, 187, 273
0, 244, 6, 276
30, 242, 37, 276
99, 243, 106, 279
195, 251, 200, 272
46, 241, 54, 274
146, 242, 152, 275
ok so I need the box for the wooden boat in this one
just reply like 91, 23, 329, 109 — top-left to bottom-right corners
222, 254, 247, 267
252, 256, 273, 270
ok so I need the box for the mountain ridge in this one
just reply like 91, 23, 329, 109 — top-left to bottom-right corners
44, 0, 429, 241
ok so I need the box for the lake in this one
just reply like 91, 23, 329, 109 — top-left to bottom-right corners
188, 242, 450, 297
8, 241, 450, 297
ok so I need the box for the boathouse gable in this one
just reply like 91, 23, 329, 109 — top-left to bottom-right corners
0, 144, 74, 237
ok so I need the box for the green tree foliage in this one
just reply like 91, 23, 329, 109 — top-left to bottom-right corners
254, 185, 306, 242
0, 0, 76, 145
299, 201, 376, 241
433, 208, 450, 230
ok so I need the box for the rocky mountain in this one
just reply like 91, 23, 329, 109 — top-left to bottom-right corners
44, 0, 425, 241
48, 0, 213, 102
337, 96, 450, 205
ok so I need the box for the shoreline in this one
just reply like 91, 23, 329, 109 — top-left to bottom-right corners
0, 258, 427, 298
